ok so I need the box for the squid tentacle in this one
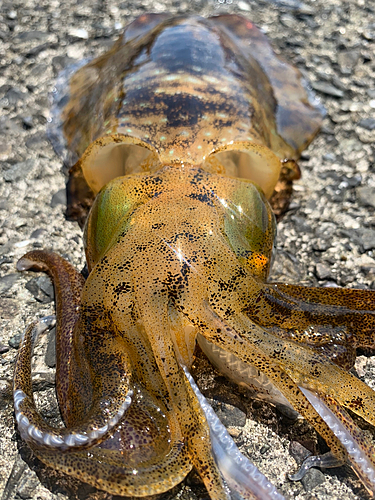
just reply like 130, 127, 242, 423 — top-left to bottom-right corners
289, 451, 343, 480
15, 250, 134, 450
13, 317, 133, 450
247, 282, 375, 351
14, 318, 194, 495
137, 292, 230, 500
224, 311, 375, 429
234, 312, 375, 490
197, 334, 298, 418
298, 388, 375, 495
17, 250, 85, 413
240, 315, 375, 427
182, 365, 286, 500
183, 304, 351, 460
189, 303, 375, 493
15, 255, 194, 497
32, 440, 192, 497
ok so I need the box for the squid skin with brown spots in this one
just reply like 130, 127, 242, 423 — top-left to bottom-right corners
14, 13, 375, 500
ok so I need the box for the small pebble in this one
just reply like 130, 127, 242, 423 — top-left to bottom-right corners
0, 345, 10, 354
25, 276, 54, 303
32, 374, 55, 392
0, 274, 19, 295
312, 81, 344, 98
7, 10, 17, 20
51, 55, 76, 75
5, 87, 26, 106
25, 132, 49, 150
315, 263, 332, 280
260, 444, 271, 454
3, 159, 36, 182
363, 30, 375, 41
357, 186, 375, 209
14, 240, 32, 249
312, 239, 329, 251
8, 332, 22, 349
280, 14, 295, 28
69, 28, 89, 39
30, 228, 47, 239
16, 469, 40, 499
338, 49, 359, 74
227, 427, 242, 438
322, 153, 336, 162
358, 118, 375, 131
45, 327, 56, 368
0, 378, 12, 398
51, 188, 67, 207
213, 401, 246, 428
359, 229, 375, 251
22, 115, 33, 129
237, 1, 251, 11
289, 441, 311, 463
15, 30, 49, 42
345, 174, 362, 188
291, 216, 312, 233
301, 468, 325, 492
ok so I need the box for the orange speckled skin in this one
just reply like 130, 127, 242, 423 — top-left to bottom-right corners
61, 14, 322, 166
14, 13, 375, 500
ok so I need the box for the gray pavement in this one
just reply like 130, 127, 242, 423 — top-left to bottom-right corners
0, 0, 374, 499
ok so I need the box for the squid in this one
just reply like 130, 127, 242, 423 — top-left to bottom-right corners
14, 13, 375, 500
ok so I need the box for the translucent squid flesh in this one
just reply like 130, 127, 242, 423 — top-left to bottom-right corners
14, 13, 375, 500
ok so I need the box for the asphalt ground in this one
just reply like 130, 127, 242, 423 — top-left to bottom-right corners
0, 1, 374, 499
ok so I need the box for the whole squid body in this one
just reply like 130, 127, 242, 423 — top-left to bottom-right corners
13, 13, 375, 500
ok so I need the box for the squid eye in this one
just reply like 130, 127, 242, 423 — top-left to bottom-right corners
205, 142, 282, 199
79, 135, 160, 194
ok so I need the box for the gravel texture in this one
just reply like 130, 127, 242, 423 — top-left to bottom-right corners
0, 0, 374, 499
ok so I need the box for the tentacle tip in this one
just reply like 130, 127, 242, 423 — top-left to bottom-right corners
16, 257, 36, 271
288, 470, 306, 482
288, 456, 315, 482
